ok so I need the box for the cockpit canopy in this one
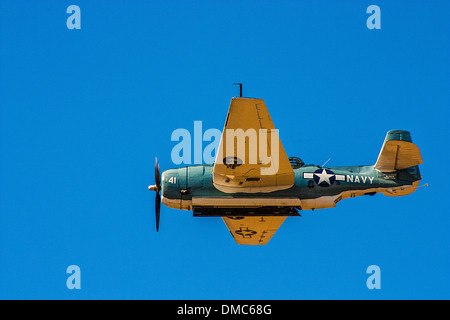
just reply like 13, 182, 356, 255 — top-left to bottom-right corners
289, 157, 304, 169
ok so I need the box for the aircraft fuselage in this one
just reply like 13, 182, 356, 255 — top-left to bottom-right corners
160, 163, 421, 213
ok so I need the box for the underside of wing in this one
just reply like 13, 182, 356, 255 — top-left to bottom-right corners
213, 98, 294, 193
222, 216, 288, 245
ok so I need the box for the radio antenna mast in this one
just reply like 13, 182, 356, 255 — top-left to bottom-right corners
233, 83, 242, 97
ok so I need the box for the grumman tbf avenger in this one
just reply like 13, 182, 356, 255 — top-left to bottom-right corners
148, 95, 424, 245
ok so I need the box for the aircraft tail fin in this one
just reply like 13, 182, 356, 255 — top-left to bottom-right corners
374, 130, 423, 173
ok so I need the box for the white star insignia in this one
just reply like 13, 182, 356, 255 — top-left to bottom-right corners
314, 169, 334, 185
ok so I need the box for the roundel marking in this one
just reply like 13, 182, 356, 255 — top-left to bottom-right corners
235, 227, 257, 238
313, 168, 336, 187
223, 156, 243, 169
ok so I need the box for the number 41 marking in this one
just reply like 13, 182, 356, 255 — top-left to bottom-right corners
168, 177, 177, 184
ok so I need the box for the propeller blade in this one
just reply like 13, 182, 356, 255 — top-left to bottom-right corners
155, 191, 161, 232
155, 157, 161, 188
150, 157, 162, 232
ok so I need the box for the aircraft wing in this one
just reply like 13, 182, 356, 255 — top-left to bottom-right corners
213, 97, 294, 193
222, 216, 287, 245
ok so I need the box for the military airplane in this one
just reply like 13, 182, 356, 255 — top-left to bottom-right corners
148, 95, 424, 245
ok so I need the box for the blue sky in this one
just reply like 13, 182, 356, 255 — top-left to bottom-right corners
0, 0, 449, 299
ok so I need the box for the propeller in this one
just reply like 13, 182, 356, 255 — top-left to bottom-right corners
148, 157, 161, 232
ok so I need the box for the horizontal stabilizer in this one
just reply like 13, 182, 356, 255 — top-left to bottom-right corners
374, 130, 423, 172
